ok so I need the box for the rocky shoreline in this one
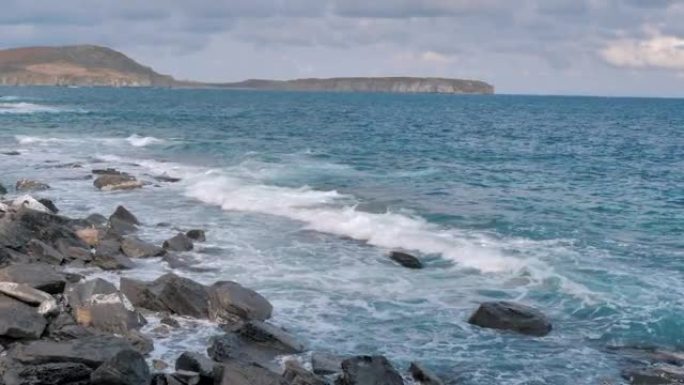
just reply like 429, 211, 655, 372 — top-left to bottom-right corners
0, 168, 682, 385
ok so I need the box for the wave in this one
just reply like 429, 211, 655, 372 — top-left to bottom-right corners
0, 96, 37, 101
14, 135, 67, 145
0, 102, 62, 114
126, 134, 165, 147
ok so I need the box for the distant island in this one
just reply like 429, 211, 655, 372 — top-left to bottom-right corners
0, 45, 494, 94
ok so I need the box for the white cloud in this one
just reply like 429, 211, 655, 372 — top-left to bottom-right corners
600, 33, 684, 71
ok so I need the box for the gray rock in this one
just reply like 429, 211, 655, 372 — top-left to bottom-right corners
15, 179, 50, 192
0, 359, 92, 385
120, 273, 209, 318
37, 198, 59, 214
93, 239, 135, 270
171, 370, 201, 385
154, 175, 181, 183
238, 321, 305, 354
65, 278, 118, 310
26, 238, 65, 265
93, 174, 142, 191
467, 301, 552, 337
622, 364, 684, 384
110, 206, 140, 226
186, 230, 206, 242
92, 168, 124, 175
208, 281, 273, 322
121, 236, 165, 259
283, 360, 328, 385
9, 335, 134, 368
389, 251, 422, 269
85, 213, 108, 226
175, 352, 217, 379
0, 263, 66, 293
46, 312, 98, 341
0, 208, 85, 251
0, 293, 47, 339
409, 362, 444, 385
124, 330, 154, 355
218, 361, 287, 385
336, 356, 404, 385
120, 277, 167, 312
312, 352, 343, 375
90, 349, 150, 385
163, 233, 193, 252
160, 316, 180, 328
0, 183, 7, 195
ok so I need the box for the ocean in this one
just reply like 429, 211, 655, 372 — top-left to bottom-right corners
1, 87, 682, 384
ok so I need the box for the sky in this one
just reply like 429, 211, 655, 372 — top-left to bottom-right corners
2, 0, 684, 97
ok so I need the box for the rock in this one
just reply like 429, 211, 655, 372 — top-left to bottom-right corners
208, 281, 273, 322
0, 282, 57, 315
154, 359, 169, 371
0, 359, 92, 385
120, 277, 167, 312
26, 238, 65, 265
66, 279, 146, 334
92, 168, 124, 175
409, 362, 444, 385
11, 195, 52, 213
37, 198, 59, 214
0, 207, 85, 251
467, 301, 552, 337
151, 373, 185, 385
237, 321, 304, 353
15, 179, 50, 192
163, 233, 193, 252
160, 316, 180, 328
389, 251, 423, 269
2, 151, 20, 155
186, 230, 206, 242
110, 205, 140, 226
90, 349, 151, 385
121, 236, 165, 258
312, 352, 343, 375
0, 293, 47, 339
75, 228, 100, 247
336, 356, 404, 385
93, 239, 135, 270
0, 263, 67, 293
172, 370, 201, 385
125, 330, 154, 355
93, 174, 143, 191
622, 365, 684, 384
218, 361, 286, 385
154, 175, 181, 183
121, 273, 209, 318
9, 335, 134, 368
46, 312, 97, 340
175, 352, 218, 382
86, 213, 109, 226
0, 183, 7, 195
283, 360, 328, 385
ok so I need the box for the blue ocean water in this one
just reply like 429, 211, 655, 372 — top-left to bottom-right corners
1, 87, 683, 384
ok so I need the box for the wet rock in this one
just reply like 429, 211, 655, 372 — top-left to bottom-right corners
312, 352, 343, 375
172, 370, 201, 385
337, 356, 404, 385
110, 205, 140, 226
0, 359, 92, 385
154, 359, 169, 371
467, 301, 552, 337
283, 360, 328, 385
409, 362, 444, 385
8, 335, 134, 368
125, 330, 154, 355
120, 273, 209, 318
0, 263, 66, 293
160, 316, 180, 328
0, 293, 47, 339
163, 233, 193, 252
15, 179, 50, 192
622, 365, 684, 384
85, 213, 109, 226
186, 230, 206, 242
175, 352, 218, 384
46, 312, 97, 341
93, 239, 135, 270
10, 195, 52, 213
389, 251, 423, 269
93, 174, 143, 191
90, 349, 151, 385
0, 207, 85, 251
237, 321, 304, 353
37, 198, 59, 214
65, 278, 118, 309
162, 253, 215, 273
121, 236, 165, 259
154, 175, 181, 183
218, 361, 286, 385
2, 150, 20, 155
26, 238, 65, 265
120, 278, 167, 312
208, 281, 273, 322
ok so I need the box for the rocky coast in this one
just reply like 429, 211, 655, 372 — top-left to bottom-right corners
0, 167, 681, 385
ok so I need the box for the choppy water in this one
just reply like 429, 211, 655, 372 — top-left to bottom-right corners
1, 87, 683, 384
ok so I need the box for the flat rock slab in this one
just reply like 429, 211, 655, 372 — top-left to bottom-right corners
0, 263, 66, 294
9, 335, 134, 368
0, 293, 47, 339
467, 301, 552, 337
0, 360, 92, 385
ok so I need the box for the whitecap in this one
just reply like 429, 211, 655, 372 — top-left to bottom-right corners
126, 134, 165, 147
0, 102, 61, 114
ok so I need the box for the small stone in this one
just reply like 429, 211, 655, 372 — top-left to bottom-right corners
186, 229, 206, 242
389, 251, 423, 269
163, 233, 194, 252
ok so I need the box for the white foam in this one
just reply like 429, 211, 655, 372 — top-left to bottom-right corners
185, 175, 522, 273
126, 134, 165, 147
14, 135, 66, 145
0, 102, 61, 114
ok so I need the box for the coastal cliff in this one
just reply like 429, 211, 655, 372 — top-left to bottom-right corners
0, 45, 494, 94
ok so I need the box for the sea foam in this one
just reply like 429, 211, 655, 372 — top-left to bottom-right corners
126, 134, 165, 147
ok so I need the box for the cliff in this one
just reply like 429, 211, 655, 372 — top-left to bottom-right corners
0, 45, 494, 94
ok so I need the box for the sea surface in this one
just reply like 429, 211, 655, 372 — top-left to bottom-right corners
1, 87, 683, 384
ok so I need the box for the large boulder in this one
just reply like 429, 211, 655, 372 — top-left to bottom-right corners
163, 233, 193, 252
208, 281, 273, 322
120, 273, 209, 318
237, 321, 305, 353
467, 301, 552, 337
336, 356, 404, 385
0, 263, 67, 293
218, 361, 287, 385
8, 335, 134, 368
389, 251, 423, 269
0, 293, 47, 339
15, 179, 50, 192
65, 279, 146, 334
0, 282, 57, 315
121, 236, 164, 259
93, 174, 142, 191
311, 352, 343, 375
90, 349, 150, 385
11, 195, 52, 213
37, 198, 59, 214
108, 205, 140, 236
0, 208, 85, 251
26, 238, 65, 265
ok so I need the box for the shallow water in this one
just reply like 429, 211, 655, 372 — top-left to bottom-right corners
0, 87, 682, 384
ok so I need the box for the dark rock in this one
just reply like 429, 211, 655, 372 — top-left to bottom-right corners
160, 316, 180, 328
622, 365, 684, 384
8, 335, 133, 368
312, 352, 343, 375
37, 198, 59, 214
237, 321, 304, 353
208, 281, 273, 322
172, 370, 201, 385
389, 251, 423, 269
110, 206, 140, 226
283, 360, 328, 385
93, 239, 135, 270
85, 213, 109, 226
120, 273, 209, 318
163, 233, 193, 252
0, 183, 7, 195
26, 238, 65, 265
124, 330, 154, 355
218, 361, 286, 385
162, 253, 215, 273
336, 356, 404, 385
93, 174, 142, 191
0, 359, 92, 385
0, 208, 85, 251
0, 293, 47, 339
151, 373, 185, 385
154, 175, 181, 183
153, 359, 169, 371
121, 236, 165, 259
46, 312, 97, 340
15, 179, 50, 192
467, 301, 552, 337
409, 362, 444, 385
90, 349, 150, 385
186, 230, 206, 242
0, 263, 67, 293
175, 352, 218, 383
120, 278, 167, 312
2, 151, 20, 156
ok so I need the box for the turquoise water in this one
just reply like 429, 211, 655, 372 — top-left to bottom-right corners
1, 87, 683, 384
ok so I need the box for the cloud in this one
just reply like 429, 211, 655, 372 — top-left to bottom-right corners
601, 33, 684, 71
